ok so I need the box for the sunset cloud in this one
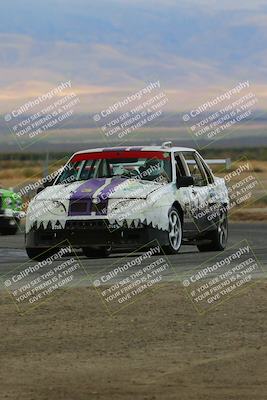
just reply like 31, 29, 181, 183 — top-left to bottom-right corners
0, 1, 267, 113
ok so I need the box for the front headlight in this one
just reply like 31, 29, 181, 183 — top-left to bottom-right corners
27, 200, 67, 222
108, 198, 148, 219
46, 200, 67, 216
37, 200, 67, 216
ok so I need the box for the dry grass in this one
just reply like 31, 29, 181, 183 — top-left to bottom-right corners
0, 161, 63, 189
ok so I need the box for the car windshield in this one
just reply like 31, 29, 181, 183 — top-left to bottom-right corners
55, 151, 172, 184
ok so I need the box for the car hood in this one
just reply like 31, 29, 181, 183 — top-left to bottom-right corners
36, 178, 167, 202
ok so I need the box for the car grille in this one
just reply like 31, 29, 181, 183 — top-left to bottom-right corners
66, 220, 106, 230
69, 200, 88, 214
68, 199, 108, 216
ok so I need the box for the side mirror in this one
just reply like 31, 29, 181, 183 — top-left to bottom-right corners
36, 177, 55, 194
176, 176, 194, 188
44, 177, 56, 187
36, 186, 45, 194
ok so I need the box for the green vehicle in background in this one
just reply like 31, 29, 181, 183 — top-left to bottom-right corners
0, 187, 22, 235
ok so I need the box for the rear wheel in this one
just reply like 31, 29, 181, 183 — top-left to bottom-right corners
197, 211, 228, 252
82, 246, 112, 258
163, 207, 183, 255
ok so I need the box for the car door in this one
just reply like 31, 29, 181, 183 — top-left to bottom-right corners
174, 152, 199, 235
180, 151, 212, 233
195, 152, 223, 229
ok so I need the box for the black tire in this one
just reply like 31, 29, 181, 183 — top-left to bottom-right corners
162, 207, 183, 255
82, 246, 112, 258
26, 247, 54, 261
197, 211, 228, 252
2, 219, 19, 235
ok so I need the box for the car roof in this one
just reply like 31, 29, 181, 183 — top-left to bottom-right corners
73, 145, 196, 156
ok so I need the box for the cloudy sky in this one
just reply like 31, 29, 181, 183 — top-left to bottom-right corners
0, 0, 267, 113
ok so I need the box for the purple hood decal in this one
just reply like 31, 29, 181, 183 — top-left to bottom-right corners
68, 178, 127, 216
70, 178, 106, 201
70, 178, 127, 201
97, 178, 126, 201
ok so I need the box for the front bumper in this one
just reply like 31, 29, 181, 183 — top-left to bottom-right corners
25, 219, 168, 249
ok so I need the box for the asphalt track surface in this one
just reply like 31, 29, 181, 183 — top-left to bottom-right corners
0, 222, 266, 288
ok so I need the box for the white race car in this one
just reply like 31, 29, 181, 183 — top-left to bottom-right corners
25, 143, 229, 260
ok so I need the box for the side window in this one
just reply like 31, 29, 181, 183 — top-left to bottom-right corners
97, 159, 109, 178
182, 152, 208, 187
57, 161, 81, 184
174, 153, 186, 178
196, 154, 214, 184
80, 160, 96, 180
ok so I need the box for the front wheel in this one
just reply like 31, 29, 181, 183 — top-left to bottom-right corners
162, 207, 183, 255
26, 247, 54, 261
197, 211, 228, 252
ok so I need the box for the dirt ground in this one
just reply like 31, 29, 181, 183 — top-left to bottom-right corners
1, 282, 267, 400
